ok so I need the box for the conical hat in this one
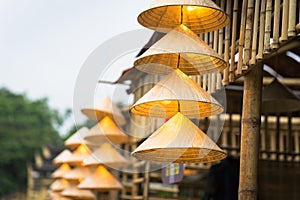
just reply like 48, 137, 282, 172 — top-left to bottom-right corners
84, 116, 129, 145
48, 191, 72, 200
138, 0, 229, 34
63, 166, 92, 181
81, 97, 125, 125
83, 143, 129, 168
131, 69, 223, 118
52, 163, 71, 178
63, 144, 91, 166
78, 165, 123, 190
50, 179, 69, 192
132, 112, 226, 163
53, 149, 72, 165
61, 182, 96, 200
135, 25, 226, 75
64, 127, 97, 148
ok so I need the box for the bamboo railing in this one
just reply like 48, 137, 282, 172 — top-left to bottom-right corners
219, 114, 300, 162
194, 0, 300, 91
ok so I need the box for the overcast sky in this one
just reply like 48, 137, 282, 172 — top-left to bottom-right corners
0, 0, 154, 134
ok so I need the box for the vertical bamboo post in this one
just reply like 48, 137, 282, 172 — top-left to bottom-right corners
264, 0, 272, 54
244, 0, 255, 67
249, 0, 261, 66
257, 0, 266, 60
237, 0, 248, 75
271, 0, 280, 49
217, 0, 225, 90
294, 131, 300, 161
203, 74, 207, 91
288, 0, 296, 37
279, 0, 289, 42
212, 29, 218, 93
287, 115, 292, 161
230, 0, 239, 82
239, 63, 263, 200
143, 162, 150, 200
223, 0, 232, 85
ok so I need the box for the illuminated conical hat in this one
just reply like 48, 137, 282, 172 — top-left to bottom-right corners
84, 116, 129, 145
50, 179, 69, 192
53, 149, 72, 165
135, 25, 226, 75
61, 182, 96, 200
81, 97, 125, 125
63, 144, 91, 166
138, 0, 229, 34
132, 112, 226, 163
131, 69, 223, 118
65, 127, 96, 148
83, 143, 129, 168
78, 165, 123, 190
48, 191, 72, 200
52, 163, 71, 178
63, 166, 92, 181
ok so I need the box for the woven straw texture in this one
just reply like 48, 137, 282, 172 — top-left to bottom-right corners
63, 144, 91, 166
64, 127, 97, 148
50, 179, 69, 192
135, 24, 226, 75
52, 164, 71, 178
63, 166, 91, 181
138, 0, 229, 34
81, 97, 125, 125
84, 116, 129, 145
132, 112, 226, 163
53, 149, 72, 165
83, 143, 129, 167
131, 69, 223, 118
61, 182, 96, 200
78, 165, 123, 190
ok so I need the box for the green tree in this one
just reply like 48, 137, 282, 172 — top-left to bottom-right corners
0, 88, 63, 195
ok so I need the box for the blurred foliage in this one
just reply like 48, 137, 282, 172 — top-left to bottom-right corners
0, 88, 64, 196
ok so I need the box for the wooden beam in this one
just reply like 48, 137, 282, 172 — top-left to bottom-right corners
239, 63, 263, 200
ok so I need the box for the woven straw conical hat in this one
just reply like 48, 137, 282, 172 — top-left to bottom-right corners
61, 182, 96, 200
81, 97, 126, 125
53, 149, 72, 165
135, 24, 226, 76
52, 163, 71, 178
83, 143, 129, 168
63, 166, 92, 181
78, 165, 123, 190
64, 127, 96, 148
131, 69, 223, 118
138, 0, 229, 34
48, 191, 72, 200
84, 116, 129, 145
132, 112, 226, 163
63, 144, 91, 166
50, 179, 69, 192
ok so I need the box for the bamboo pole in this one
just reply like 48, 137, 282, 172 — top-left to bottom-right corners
230, 0, 239, 82
244, 0, 255, 67
249, 0, 261, 65
212, 30, 218, 93
288, 0, 296, 37
223, 0, 232, 85
239, 63, 263, 200
203, 74, 207, 91
257, 0, 266, 60
237, 0, 248, 75
279, 0, 289, 42
271, 0, 280, 49
264, 0, 272, 54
